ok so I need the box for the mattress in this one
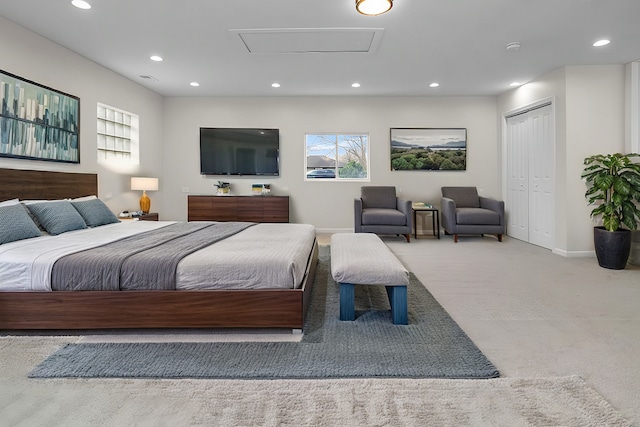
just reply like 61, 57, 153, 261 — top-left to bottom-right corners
0, 221, 316, 291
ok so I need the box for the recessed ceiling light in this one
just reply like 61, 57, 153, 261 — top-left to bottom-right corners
271, 83, 281, 88
509, 82, 521, 87
593, 39, 610, 47
150, 55, 163, 62
71, 0, 91, 9
190, 82, 200, 87
429, 82, 440, 88
352, 83, 361, 88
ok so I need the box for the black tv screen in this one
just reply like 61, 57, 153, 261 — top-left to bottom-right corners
200, 128, 280, 176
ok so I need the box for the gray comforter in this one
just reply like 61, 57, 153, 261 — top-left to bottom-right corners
51, 222, 254, 291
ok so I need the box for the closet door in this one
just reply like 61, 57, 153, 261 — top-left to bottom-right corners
506, 104, 554, 249
527, 107, 554, 249
506, 115, 530, 242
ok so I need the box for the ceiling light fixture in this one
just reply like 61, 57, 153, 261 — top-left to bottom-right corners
71, 0, 91, 10
429, 82, 440, 88
352, 83, 361, 88
150, 55, 163, 62
506, 42, 521, 51
190, 82, 200, 87
356, 0, 392, 16
271, 83, 281, 88
593, 39, 610, 47
509, 82, 521, 87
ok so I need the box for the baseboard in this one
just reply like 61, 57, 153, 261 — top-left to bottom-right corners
552, 248, 595, 258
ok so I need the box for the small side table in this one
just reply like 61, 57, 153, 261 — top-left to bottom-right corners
119, 213, 159, 221
139, 213, 159, 221
412, 204, 439, 239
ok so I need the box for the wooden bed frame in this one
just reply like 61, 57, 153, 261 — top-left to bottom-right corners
0, 168, 318, 330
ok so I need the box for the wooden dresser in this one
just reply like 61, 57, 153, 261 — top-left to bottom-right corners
187, 195, 289, 223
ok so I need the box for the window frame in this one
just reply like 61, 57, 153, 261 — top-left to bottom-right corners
97, 102, 139, 164
304, 132, 370, 182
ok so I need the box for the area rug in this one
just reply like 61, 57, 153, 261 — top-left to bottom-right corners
29, 246, 499, 379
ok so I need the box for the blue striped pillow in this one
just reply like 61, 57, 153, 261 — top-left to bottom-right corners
71, 198, 119, 227
0, 203, 42, 244
26, 200, 88, 235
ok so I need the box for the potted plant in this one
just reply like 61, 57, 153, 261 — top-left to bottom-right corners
214, 181, 231, 195
581, 153, 640, 269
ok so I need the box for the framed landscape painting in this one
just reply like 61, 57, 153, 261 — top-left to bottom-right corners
0, 69, 80, 164
390, 128, 466, 171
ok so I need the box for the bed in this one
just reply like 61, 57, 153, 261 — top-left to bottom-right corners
0, 168, 318, 330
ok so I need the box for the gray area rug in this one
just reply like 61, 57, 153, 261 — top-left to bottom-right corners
29, 246, 499, 379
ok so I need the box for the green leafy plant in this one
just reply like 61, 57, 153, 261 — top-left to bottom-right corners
215, 181, 230, 189
581, 153, 640, 231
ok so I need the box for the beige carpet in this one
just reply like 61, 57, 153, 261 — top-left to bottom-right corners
1, 337, 630, 426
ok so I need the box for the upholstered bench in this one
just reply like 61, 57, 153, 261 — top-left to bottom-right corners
330, 233, 410, 325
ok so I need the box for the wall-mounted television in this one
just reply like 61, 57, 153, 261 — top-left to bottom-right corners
200, 128, 280, 176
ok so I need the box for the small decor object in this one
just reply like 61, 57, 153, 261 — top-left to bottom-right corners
0, 69, 80, 163
131, 177, 159, 214
581, 153, 640, 269
390, 128, 467, 171
252, 183, 271, 195
412, 202, 433, 209
214, 181, 231, 195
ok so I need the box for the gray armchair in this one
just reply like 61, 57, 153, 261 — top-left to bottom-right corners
441, 186, 505, 242
355, 186, 412, 242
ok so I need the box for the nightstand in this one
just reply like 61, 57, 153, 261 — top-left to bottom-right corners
138, 213, 159, 221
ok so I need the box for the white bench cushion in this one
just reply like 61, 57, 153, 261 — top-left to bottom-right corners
330, 233, 409, 286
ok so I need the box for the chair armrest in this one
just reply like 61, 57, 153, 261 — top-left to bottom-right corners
440, 197, 457, 232
396, 198, 412, 216
396, 198, 412, 226
480, 197, 505, 224
354, 198, 363, 231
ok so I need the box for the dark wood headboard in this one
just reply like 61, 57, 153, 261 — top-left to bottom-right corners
0, 168, 98, 202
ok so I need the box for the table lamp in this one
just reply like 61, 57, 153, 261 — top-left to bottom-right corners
131, 177, 158, 214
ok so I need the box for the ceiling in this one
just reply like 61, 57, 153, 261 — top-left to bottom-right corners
1, 0, 639, 97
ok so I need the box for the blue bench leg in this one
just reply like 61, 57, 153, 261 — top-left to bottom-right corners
340, 283, 355, 321
386, 285, 408, 325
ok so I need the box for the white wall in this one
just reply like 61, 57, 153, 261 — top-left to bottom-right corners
161, 96, 498, 228
0, 16, 164, 214
498, 65, 626, 255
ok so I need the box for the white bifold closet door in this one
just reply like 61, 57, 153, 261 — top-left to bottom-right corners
506, 103, 554, 249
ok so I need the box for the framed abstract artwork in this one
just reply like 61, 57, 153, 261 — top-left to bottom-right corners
390, 128, 467, 171
0, 69, 80, 163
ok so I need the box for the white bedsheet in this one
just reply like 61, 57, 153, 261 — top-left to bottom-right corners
0, 221, 316, 291
0, 221, 173, 291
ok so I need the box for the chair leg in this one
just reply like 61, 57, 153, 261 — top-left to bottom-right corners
454, 234, 458, 243
497, 234, 503, 242
404, 234, 410, 243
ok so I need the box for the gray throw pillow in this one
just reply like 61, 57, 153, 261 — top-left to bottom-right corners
26, 200, 88, 235
71, 198, 119, 227
0, 203, 42, 244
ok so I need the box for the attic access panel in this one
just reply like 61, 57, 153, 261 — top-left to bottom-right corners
230, 28, 384, 54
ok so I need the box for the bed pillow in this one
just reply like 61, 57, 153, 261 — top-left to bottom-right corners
71, 198, 119, 227
0, 198, 20, 207
26, 200, 88, 235
73, 195, 98, 202
0, 203, 42, 244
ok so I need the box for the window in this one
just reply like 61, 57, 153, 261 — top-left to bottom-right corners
97, 103, 139, 164
305, 133, 369, 180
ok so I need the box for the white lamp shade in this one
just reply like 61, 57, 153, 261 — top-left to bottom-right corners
131, 177, 159, 191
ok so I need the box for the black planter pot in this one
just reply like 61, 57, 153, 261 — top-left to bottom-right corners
593, 226, 632, 270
